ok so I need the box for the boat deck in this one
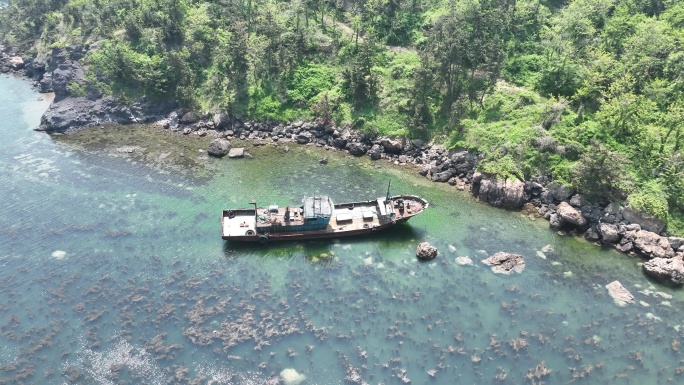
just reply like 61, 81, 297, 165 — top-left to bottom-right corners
222, 195, 427, 240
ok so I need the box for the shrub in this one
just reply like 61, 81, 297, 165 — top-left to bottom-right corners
627, 181, 669, 225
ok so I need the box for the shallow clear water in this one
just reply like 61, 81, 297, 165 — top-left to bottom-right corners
1, 74, 683, 384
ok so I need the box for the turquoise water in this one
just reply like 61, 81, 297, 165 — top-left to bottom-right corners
1, 74, 683, 384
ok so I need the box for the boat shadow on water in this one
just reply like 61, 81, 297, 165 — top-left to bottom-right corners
222, 223, 425, 260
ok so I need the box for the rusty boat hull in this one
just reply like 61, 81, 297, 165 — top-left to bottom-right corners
222, 195, 428, 243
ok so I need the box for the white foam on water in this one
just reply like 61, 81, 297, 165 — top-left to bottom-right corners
65, 339, 165, 385
51, 250, 67, 259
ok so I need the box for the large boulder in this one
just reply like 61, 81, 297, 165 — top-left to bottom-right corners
179, 111, 199, 124
482, 252, 525, 275
643, 257, 684, 286
553, 202, 588, 229
605, 280, 635, 306
669, 237, 684, 251
8, 56, 24, 70
471, 173, 528, 209
623, 230, 675, 259
621, 207, 665, 234
598, 223, 620, 243
368, 144, 383, 160
450, 151, 477, 175
380, 137, 404, 154
416, 242, 438, 260
207, 138, 231, 157
346, 142, 368, 156
546, 182, 574, 202
295, 132, 312, 144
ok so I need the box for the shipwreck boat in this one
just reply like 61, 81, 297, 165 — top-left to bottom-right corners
221, 189, 428, 243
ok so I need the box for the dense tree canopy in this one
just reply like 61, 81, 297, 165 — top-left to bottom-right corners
1, 0, 683, 233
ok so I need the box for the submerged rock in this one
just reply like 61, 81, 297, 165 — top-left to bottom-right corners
227, 147, 245, 158
416, 242, 438, 260
605, 280, 635, 306
482, 252, 525, 275
280, 368, 306, 385
643, 257, 684, 286
455, 256, 473, 266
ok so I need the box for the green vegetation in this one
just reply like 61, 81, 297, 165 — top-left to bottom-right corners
1, 0, 683, 234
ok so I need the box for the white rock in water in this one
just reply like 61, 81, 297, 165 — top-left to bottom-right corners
448, 244, 457, 253
605, 280, 635, 307
363, 257, 373, 266
280, 368, 306, 385
455, 256, 473, 266
639, 301, 650, 307
51, 250, 67, 259
660, 301, 672, 307
563, 271, 573, 277
551, 261, 562, 266
376, 263, 385, 269
645, 313, 661, 322
541, 244, 554, 253
536, 250, 547, 259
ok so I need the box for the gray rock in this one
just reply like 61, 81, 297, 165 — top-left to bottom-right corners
569, 194, 588, 208
546, 182, 574, 202
416, 242, 438, 260
621, 207, 665, 234
368, 144, 383, 160
615, 241, 633, 253
227, 147, 245, 158
380, 138, 403, 154
431, 169, 455, 183
295, 132, 312, 144
549, 213, 562, 229
604, 202, 622, 216
598, 223, 620, 243
585, 226, 600, 242
471, 173, 528, 209
556, 202, 588, 228
179, 111, 199, 124
213, 111, 230, 130
481, 252, 525, 275
605, 280, 635, 306
667, 237, 684, 251
643, 257, 684, 286
346, 142, 368, 156
207, 138, 231, 157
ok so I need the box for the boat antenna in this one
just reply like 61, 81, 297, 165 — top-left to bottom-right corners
386, 180, 391, 202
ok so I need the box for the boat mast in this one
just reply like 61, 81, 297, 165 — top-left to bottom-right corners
386, 180, 391, 202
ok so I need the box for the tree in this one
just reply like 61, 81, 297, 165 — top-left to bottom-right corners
572, 141, 634, 202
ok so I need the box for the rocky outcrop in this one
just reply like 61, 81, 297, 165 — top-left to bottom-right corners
605, 280, 635, 306
622, 230, 675, 259
38, 96, 176, 132
416, 242, 438, 260
482, 252, 525, 274
207, 138, 231, 157
621, 207, 665, 234
544, 182, 573, 203
471, 173, 527, 209
643, 257, 684, 286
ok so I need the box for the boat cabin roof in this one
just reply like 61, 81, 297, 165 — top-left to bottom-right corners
303, 196, 333, 219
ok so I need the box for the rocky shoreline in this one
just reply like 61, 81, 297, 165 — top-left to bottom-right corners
3, 44, 683, 286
